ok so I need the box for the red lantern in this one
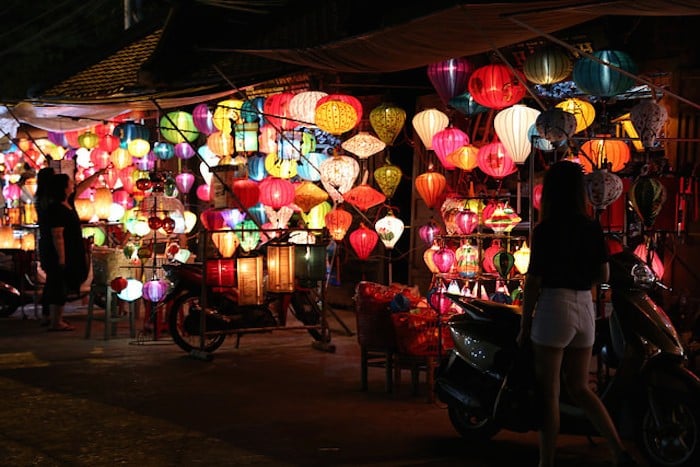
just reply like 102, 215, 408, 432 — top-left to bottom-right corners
349, 224, 378, 260
206, 259, 236, 287
200, 208, 226, 231
258, 177, 295, 210
415, 171, 447, 209
263, 92, 296, 131
477, 141, 517, 179
233, 179, 260, 208
110, 276, 128, 293
343, 184, 386, 212
325, 207, 353, 241
432, 127, 469, 170
468, 64, 527, 110
532, 183, 543, 210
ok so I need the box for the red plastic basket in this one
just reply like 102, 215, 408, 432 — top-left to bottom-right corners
391, 310, 454, 356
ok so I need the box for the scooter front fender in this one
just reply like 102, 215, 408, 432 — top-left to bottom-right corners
644, 358, 700, 396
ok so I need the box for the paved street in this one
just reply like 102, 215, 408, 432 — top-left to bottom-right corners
0, 301, 628, 466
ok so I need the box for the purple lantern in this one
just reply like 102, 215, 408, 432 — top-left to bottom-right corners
428, 287, 453, 314
192, 103, 215, 135
47, 131, 69, 147
418, 220, 442, 246
432, 247, 456, 274
427, 57, 474, 105
142, 278, 170, 302
221, 208, 246, 229
455, 210, 478, 235
175, 173, 195, 194
174, 142, 196, 160
2, 183, 21, 201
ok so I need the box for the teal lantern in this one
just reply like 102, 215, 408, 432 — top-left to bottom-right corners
448, 92, 488, 117
572, 50, 638, 98
238, 219, 261, 252
153, 141, 175, 160
241, 97, 266, 125
247, 154, 267, 181
297, 151, 328, 182
114, 122, 149, 148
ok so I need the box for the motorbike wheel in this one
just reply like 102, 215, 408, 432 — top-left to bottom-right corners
168, 294, 226, 354
447, 405, 500, 442
637, 393, 700, 467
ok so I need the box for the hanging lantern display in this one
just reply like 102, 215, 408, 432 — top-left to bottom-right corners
630, 100, 668, 149
314, 99, 359, 135
295, 244, 327, 287
494, 104, 541, 164
349, 224, 378, 260
481, 239, 502, 273
343, 184, 386, 212
633, 242, 665, 279
415, 170, 447, 209
555, 98, 596, 134
513, 242, 531, 274
535, 107, 577, 143
432, 127, 469, 170
319, 154, 360, 203
117, 278, 143, 302
374, 211, 404, 249
211, 231, 239, 258
294, 181, 328, 213
263, 92, 296, 131
477, 141, 517, 179
427, 57, 474, 105
448, 92, 488, 117
523, 46, 573, 85
418, 220, 442, 245
585, 169, 623, 210
423, 243, 441, 273
297, 151, 327, 182
578, 136, 630, 173
369, 103, 406, 146
433, 246, 456, 274
142, 278, 170, 302
74, 198, 95, 222
341, 132, 386, 159
468, 63, 527, 110
267, 243, 296, 293
325, 207, 353, 241
572, 49, 638, 97
455, 242, 479, 278
374, 163, 402, 199
232, 178, 260, 209
93, 187, 113, 220
300, 201, 331, 230
629, 176, 667, 228
236, 254, 264, 305
258, 177, 295, 210
446, 144, 479, 171
455, 209, 478, 235
412, 108, 449, 150
289, 91, 328, 126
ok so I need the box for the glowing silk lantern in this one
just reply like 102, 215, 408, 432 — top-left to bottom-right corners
319, 154, 360, 203
117, 279, 143, 302
200, 208, 226, 231
446, 145, 478, 172
108, 203, 125, 222
455, 209, 478, 235
325, 207, 352, 241
468, 63, 527, 110
428, 286, 453, 314
99, 134, 121, 153
477, 141, 517, 179
482, 239, 502, 273
78, 131, 99, 149
629, 176, 667, 228
432, 127, 469, 170
349, 224, 378, 260
343, 184, 386, 212
536, 107, 577, 143
127, 138, 150, 158
412, 108, 449, 150
419, 220, 442, 245
152, 141, 175, 161
315, 100, 359, 135
374, 163, 402, 199
301, 201, 331, 230
212, 231, 239, 258
93, 187, 113, 220
2, 183, 21, 201
513, 241, 531, 274
114, 122, 149, 147
82, 226, 106, 246
212, 99, 244, 133
523, 46, 572, 85
633, 242, 665, 279
532, 183, 543, 210
207, 131, 234, 157
374, 211, 404, 249
74, 198, 95, 222
175, 173, 195, 195
110, 277, 128, 293
264, 152, 298, 179
456, 242, 479, 278
196, 184, 212, 202
237, 254, 264, 305
232, 179, 260, 208
484, 203, 521, 233
220, 208, 246, 229
183, 210, 197, 233
579, 136, 630, 173
110, 148, 132, 170
555, 98, 596, 134
238, 220, 261, 252
369, 103, 406, 146
160, 111, 199, 144
585, 169, 623, 210
341, 132, 386, 159
205, 259, 235, 287
289, 91, 328, 125
143, 278, 170, 302
423, 243, 440, 273
192, 103, 215, 135
247, 154, 267, 182
433, 246, 456, 274
572, 50, 637, 97
415, 170, 447, 209
247, 203, 268, 226
174, 142, 195, 160
296, 151, 326, 182
630, 100, 668, 149
295, 181, 328, 213
263, 92, 296, 131
494, 105, 541, 164
258, 124, 277, 154
259, 177, 295, 210
267, 243, 295, 293
427, 57, 473, 105
493, 251, 516, 278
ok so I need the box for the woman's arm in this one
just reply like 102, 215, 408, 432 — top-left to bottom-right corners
51, 227, 66, 266
518, 273, 542, 345
75, 168, 107, 198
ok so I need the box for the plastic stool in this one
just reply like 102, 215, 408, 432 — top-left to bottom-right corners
85, 284, 137, 339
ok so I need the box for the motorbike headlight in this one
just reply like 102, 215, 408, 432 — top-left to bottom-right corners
631, 263, 656, 288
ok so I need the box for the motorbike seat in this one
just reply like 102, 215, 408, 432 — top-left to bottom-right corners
447, 295, 522, 325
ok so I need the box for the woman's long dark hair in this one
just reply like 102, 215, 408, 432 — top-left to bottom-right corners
48, 173, 70, 203
35, 167, 55, 212
540, 160, 588, 222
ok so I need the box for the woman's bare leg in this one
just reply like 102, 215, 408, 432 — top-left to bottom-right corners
534, 343, 564, 467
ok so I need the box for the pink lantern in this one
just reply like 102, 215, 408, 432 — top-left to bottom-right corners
427, 57, 473, 105
532, 183, 543, 210
2, 183, 21, 201
91, 149, 111, 169
192, 103, 216, 135
433, 246, 456, 274
349, 224, 379, 260
455, 210, 478, 235
175, 173, 195, 194
112, 190, 133, 209
263, 92, 296, 131
419, 220, 442, 245
142, 278, 170, 302
174, 142, 196, 159
432, 127, 469, 170
429, 287, 453, 313
477, 141, 517, 179
634, 242, 665, 279
258, 177, 295, 210
196, 184, 212, 202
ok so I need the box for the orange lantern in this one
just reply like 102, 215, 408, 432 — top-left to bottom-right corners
349, 223, 378, 260
415, 170, 447, 209
294, 181, 328, 213
207, 131, 234, 157
74, 198, 95, 222
236, 254, 264, 305
423, 243, 440, 273
343, 184, 386, 212
267, 243, 296, 293
94, 187, 113, 220
447, 144, 479, 171
110, 148, 133, 170
325, 207, 352, 241
579, 136, 631, 173
212, 231, 239, 258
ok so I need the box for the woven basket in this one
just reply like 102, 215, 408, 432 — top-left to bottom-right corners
391, 310, 454, 356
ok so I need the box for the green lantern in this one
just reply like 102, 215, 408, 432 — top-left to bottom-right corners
160, 111, 200, 144
82, 226, 106, 246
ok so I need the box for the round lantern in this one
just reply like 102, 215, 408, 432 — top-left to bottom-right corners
74, 198, 95, 222
205, 259, 236, 287
300, 201, 331, 230
212, 231, 240, 258
432, 127, 469, 170
319, 154, 360, 203
110, 277, 128, 293
160, 111, 199, 143
232, 179, 260, 208
343, 184, 386, 212
117, 279, 143, 302
349, 224, 379, 260
143, 278, 170, 302
192, 103, 215, 135
93, 187, 113, 220
317, 94, 363, 122
258, 177, 295, 210
247, 154, 267, 181
325, 207, 353, 241
289, 91, 328, 125
374, 163, 402, 199
341, 132, 386, 159
263, 92, 296, 131
585, 169, 623, 210
468, 63, 527, 110
110, 148, 132, 170
152, 141, 175, 161
264, 152, 298, 179
446, 144, 479, 171
572, 49, 638, 97
555, 98, 596, 134
433, 246, 456, 274
297, 151, 327, 182
523, 46, 573, 85
419, 220, 442, 245
579, 136, 630, 173
174, 142, 196, 160
412, 108, 449, 150
212, 99, 244, 133
536, 107, 577, 143
477, 141, 517, 179
369, 103, 406, 146
427, 57, 473, 105
630, 100, 668, 149
113, 122, 149, 147
207, 131, 234, 156
315, 100, 359, 135
78, 131, 99, 149
374, 212, 404, 249
99, 134, 121, 153
127, 138, 150, 158
415, 171, 447, 209
494, 104, 541, 164
175, 173, 195, 195
455, 209, 478, 235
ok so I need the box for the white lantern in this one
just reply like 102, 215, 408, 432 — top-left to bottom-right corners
374, 211, 404, 249
288, 91, 328, 126
514, 241, 531, 274
494, 104, 541, 164
411, 108, 449, 150
117, 279, 143, 302
319, 154, 360, 203
341, 132, 386, 159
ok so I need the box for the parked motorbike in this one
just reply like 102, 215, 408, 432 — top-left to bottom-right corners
435, 249, 700, 467
161, 261, 329, 354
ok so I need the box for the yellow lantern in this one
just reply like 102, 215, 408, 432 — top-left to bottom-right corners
447, 144, 479, 171
94, 187, 113, 220
211, 231, 239, 258
423, 243, 440, 273
20, 231, 35, 251
23, 204, 38, 225
207, 131, 234, 157
49, 145, 66, 161
374, 163, 402, 199
555, 98, 596, 134
266, 243, 295, 293
213, 99, 245, 133
127, 138, 151, 158
301, 201, 331, 230
160, 111, 199, 144
265, 152, 298, 179
411, 108, 449, 150
78, 131, 100, 149
295, 181, 328, 213
314, 100, 358, 135
514, 241, 531, 274
237, 254, 264, 305
369, 103, 406, 146
183, 210, 197, 233
74, 198, 95, 222
110, 148, 133, 170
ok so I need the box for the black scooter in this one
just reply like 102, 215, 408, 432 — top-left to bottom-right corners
435, 249, 700, 467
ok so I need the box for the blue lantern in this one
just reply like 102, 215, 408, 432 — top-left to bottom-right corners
448, 92, 488, 117
247, 203, 268, 226
572, 50, 637, 98
247, 154, 267, 181
153, 141, 175, 160
241, 97, 266, 125
297, 151, 328, 182
113, 122, 150, 148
